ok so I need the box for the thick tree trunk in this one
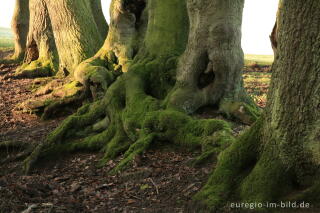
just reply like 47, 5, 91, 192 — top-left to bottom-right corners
17, 0, 103, 77
17, 0, 107, 114
45, 0, 103, 73
168, 0, 258, 124
16, 0, 58, 78
196, 0, 320, 210
21, 0, 258, 180
11, 0, 29, 61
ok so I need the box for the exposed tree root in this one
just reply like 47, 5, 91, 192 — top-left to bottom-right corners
14, 61, 53, 79
16, 80, 84, 117
20, 56, 248, 176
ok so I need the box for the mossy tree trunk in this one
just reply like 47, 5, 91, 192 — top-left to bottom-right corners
20, 0, 259, 176
11, 0, 29, 61
196, 0, 320, 210
45, 0, 104, 73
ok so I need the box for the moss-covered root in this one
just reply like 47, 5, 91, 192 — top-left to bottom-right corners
21, 101, 106, 173
103, 107, 234, 174
18, 79, 85, 116
219, 100, 261, 125
194, 119, 263, 210
14, 60, 53, 79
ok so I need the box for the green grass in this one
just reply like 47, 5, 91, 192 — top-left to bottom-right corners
0, 27, 14, 48
243, 71, 271, 108
244, 54, 274, 66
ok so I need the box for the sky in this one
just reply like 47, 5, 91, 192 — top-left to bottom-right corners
0, 0, 278, 55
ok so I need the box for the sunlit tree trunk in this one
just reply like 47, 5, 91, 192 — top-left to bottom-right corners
11, 0, 29, 61
17, 0, 103, 78
45, 0, 103, 73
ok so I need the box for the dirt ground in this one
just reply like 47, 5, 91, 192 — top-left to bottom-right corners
0, 51, 274, 213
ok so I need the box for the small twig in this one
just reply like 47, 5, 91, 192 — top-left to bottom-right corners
148, 178, 159, 195
127, 193, 142, 200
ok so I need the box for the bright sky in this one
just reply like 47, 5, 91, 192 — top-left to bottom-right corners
0, 0, 278, 55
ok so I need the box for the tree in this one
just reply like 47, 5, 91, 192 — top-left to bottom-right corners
16, 0, 107, 116
195, 0, 320, 211
10, 0, 29, 61
90, 0, 109, 38
168, 0, 256, 124
21, 0, 258, 178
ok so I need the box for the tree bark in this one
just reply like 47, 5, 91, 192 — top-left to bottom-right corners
11, 0, 29, 61
195, 0, 320, 210
17, 0, 103, 77
168, 0, 258, 124
16, 0, 58, 78
90, 0, 109, 39
16, 0, 107, 115
45, 0, 103, 73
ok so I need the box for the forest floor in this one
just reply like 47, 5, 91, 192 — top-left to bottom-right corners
0, 50, 271, 213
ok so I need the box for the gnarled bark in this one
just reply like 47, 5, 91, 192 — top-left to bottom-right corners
16, 0, 58, 78
168, 0, 258, 124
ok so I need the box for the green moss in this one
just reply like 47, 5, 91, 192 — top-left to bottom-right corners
50, 81, 83, 98
15, 59, 55, 78
110, 132, 155, 174
46, 100, 106, 143
194, 118, 263, 210
240, 150, 291, 203
144, 0, 188, 56
219, 100, 261, 124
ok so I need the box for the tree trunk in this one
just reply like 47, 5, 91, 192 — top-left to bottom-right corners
11, 0, 29, 61
16, 0, 58, 78
45, 0, 103, 73
195, 0, 320, 210
90, 0, 108, 39
17, 0, 107, 114
168, 0, 258, 124
17, 0, 103, 77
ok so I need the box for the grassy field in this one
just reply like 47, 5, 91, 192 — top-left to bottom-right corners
243, 54, 273, 107
0, 27, 14, 49
244, 54, 274, 66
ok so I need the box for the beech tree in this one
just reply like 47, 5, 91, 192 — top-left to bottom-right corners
194, 0, 320, 211
15, 0, 107, 114
21, 0, 259, 178
5, 0, 318, 211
